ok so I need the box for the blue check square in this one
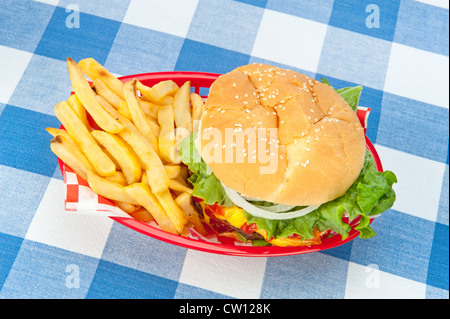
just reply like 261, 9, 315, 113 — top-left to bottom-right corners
0, 240, 99, 298
234, 0, 268, 9
261, 253, 349, 298
175, 39, 250, 74
8, 55, 71, 116
35, 6, 121, 64
394, 0, 449, 56
350, 210, 435, 283
58, 0, 131, 22
101, 223, 187, 281
427, 222, 449, 290
437, 166, 449, 226
0, 105, 60, 178
317, 26, 392, 91
0, 0, 55, 53
0, 233, 23, 291
0, 165, 52, 238
105, 23, 184, 75
267, 0, 334, 24
377, 93, 449, 163
87, 260, 178, 298
187, 0, 264, 54
328, 0, 401, 42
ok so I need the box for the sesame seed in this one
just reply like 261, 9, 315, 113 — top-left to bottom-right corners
232, 83, 236, 87
235, 95, 239, 99
243, 101, 248, 104
220, 110, 225, 113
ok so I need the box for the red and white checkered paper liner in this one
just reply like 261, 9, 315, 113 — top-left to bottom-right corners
61, 107, 371, 243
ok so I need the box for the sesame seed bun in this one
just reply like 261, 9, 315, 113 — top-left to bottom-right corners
198, 63, 366, 206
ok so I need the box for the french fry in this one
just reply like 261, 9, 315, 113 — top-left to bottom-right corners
91, 130, 142, 184
128, 207, 154, 222
78, 57, 125, 99
139, 99, 159, 119
54, 101, 116, 176
164, 165, 181, 179
117, 100, 132, 121
49, 134, 94, 181
125, 183, 178, 234
123, 79, 159, 153
67, 94, 90, 130
173, 81, 192, 133
46, 127, 76, 145
66, 58, 123, 134
118, 121, 169, 194
113, 200, 141, 214
190, 92, 204, 133
136, 80, 175, 105
154, 189, 188, 234
175, 193, 207, 235
87, 171, 139, 205
146, 115, 160, 138
157, 104, 177, 163
150, 80, 179, 101
105, 171, 128, 186
93, 95, 168, 193
169, 179, 193, 194
92, 78, 123, 109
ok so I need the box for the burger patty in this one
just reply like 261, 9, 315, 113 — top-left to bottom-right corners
191, 197, 265, 241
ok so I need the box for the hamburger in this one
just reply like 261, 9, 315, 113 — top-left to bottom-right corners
179, 63, 397, 247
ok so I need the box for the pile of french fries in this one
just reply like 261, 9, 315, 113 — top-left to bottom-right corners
47, 57, 207, 236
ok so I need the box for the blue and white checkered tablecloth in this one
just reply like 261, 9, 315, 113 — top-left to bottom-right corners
0, 0, 448, 300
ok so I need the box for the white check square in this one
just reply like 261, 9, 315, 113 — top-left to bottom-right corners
0, 45, 32, 104
179, 249, 267, 298
345, 262, 426, 299
251, 9, 327, 73
374, 144, 446, 222
25, 178, 114, 259
384, 43, 449, 109
123, 0, 199, 38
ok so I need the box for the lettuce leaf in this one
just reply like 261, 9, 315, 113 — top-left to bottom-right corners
178, 132, 232, 206
321, 78, 363, 112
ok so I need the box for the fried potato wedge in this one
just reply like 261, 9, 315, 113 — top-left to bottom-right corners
66, 58, 123, 134
78, 57, 125, 99
49, 133, 94, 181
87, 171, 138, 204
54, 101, 116, 176
125, 183, 178, 234
91, 130, 142, 184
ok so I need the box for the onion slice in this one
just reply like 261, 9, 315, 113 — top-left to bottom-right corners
222, 183, 317, 220
253, 204, 297, 213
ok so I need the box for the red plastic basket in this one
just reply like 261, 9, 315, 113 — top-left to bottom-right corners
59, 71, 383, 257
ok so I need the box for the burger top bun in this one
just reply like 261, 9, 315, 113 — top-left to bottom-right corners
198, 63, 366, 206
